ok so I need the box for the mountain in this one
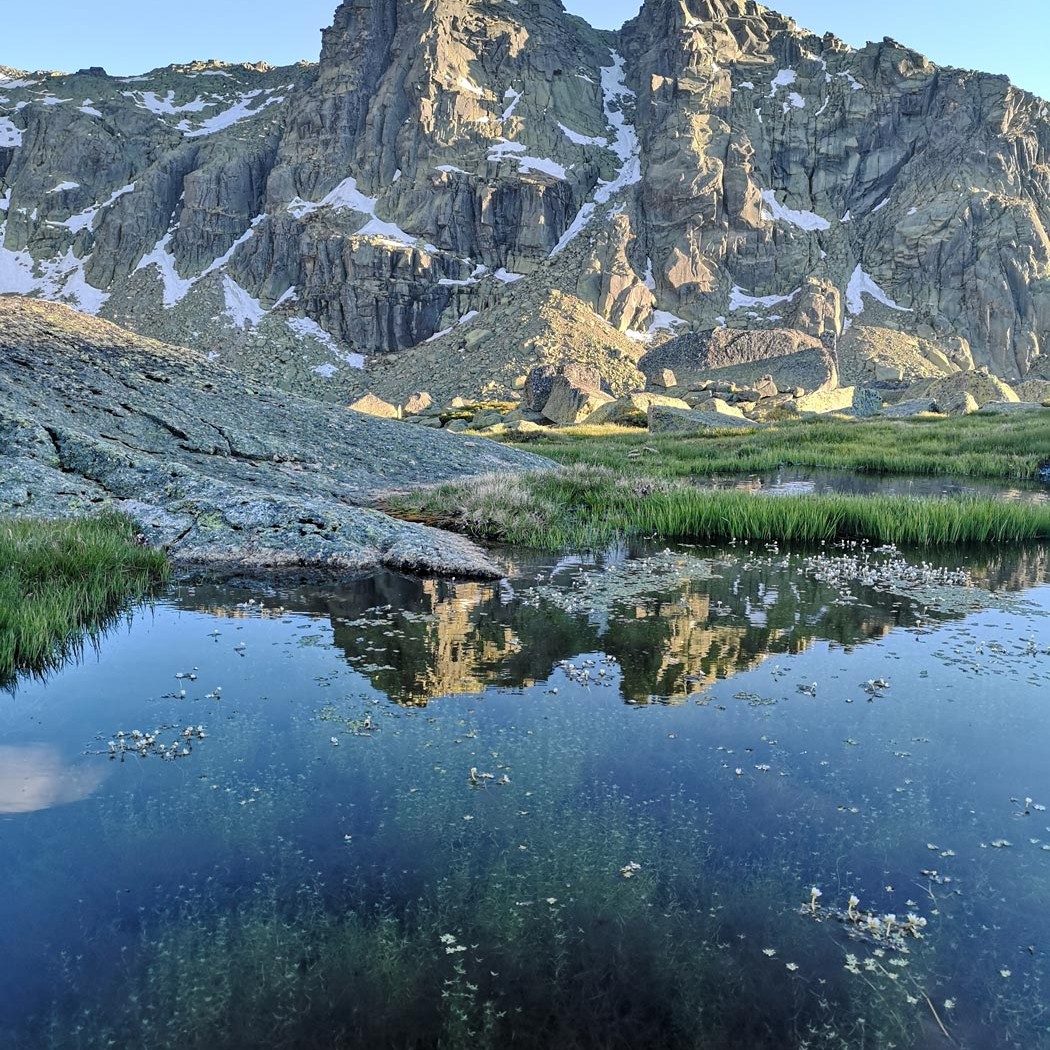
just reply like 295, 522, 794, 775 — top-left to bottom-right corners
3, 0, 1050, 401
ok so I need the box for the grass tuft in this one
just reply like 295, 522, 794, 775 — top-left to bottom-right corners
0, 514, 171, 685
383, 465, 1050, 551
499, 413, 1050, 482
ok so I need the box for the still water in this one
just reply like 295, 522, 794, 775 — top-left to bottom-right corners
1, 541, 1049, 1049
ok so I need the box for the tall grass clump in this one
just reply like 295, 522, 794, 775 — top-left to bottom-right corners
502, 412, 1050, 482
0, 514, 170, 685
384, 465, 1050, 551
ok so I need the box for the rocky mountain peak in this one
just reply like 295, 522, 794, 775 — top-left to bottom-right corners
2, 0, 1050, 398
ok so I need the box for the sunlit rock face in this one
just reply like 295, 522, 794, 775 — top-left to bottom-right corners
3, 0, 1050, 396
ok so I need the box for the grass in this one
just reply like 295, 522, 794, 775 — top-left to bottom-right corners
0, 514, 170, 685
498, 412, 1050, 482
383, 464, 1050, 551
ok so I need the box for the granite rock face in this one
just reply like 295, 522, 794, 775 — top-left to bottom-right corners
3, 0, 1050, 397
0, 297, 549, 576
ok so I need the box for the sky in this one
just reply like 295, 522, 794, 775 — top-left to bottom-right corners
2, 1, 1048, 101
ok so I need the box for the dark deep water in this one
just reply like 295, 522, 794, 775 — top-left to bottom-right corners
2, 540, 1049, 1049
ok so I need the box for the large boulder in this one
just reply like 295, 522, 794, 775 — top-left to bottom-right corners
542, 376, 614, 425
917, 371, 1020, 414
402, 392, 434, 416
350, 393, 400, 419
584, 392, 691, 427
523, 365, 558, 412
795, 386, 857, 414
852, 388, 884, 417
647, 404, 764, 433
642, 327, 823, 383
883, 398, 940, 417
0, 297, 552, 577
1014, 379, 1050, 404
977, 401, 1047, 414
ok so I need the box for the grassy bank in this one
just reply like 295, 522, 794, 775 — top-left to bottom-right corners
384, 465, 1050, 551
500, 412, 1050, 481
0, 514, 170, 685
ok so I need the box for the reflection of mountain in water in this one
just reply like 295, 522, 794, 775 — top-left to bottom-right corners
176, 543, 1050, 707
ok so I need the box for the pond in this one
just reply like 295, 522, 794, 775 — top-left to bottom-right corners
1, 539, 1049, 1049
697, 468, 1050, 504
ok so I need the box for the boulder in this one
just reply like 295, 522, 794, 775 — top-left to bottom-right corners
754, 375, 779, 399
1014, 379, 1050, 404
584, 392, 691, 427
350, 393, 400, 419
651, 368, 678, 389
795, 386, 856, 414
402, 391, 434, 416
503, 420, 548, 436
703, 398, 747, 418
542, 376, 614, 425
917, 371, 1019, 414
883, 398, 940, 417
468, 409, 504, 429
852, 388, 884, 418
977, 401, 1047, 414
647, 405, 765, 433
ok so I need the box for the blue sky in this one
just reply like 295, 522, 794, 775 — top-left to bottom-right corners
3, 1, 1048, 101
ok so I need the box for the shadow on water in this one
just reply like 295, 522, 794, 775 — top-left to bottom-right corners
0, 539, 1047, 1049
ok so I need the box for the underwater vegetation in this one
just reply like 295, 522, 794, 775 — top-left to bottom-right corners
2, 543, 1048, 1049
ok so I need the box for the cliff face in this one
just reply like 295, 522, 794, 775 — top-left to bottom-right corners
2, 0, 1050, 394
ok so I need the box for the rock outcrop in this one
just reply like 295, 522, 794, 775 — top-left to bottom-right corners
0, 297, 548, 575
4, 0, 1050, 400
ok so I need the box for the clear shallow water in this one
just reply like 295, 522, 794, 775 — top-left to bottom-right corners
1, 542, 1049, 1049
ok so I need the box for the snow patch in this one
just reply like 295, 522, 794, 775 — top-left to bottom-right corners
50, 183, 135, 234
134, 233, 195, 307
48, 181, 80, 194
458, 77, 485, 97
729, 285, 800, 311
222, 275, 266, 328
493, 267, 525, 283
288, 177, 429, 248
760, 189, 831, 232
557, 122, 608, 147
550, 202, 594, 257
0, 116, 22, 147
287, 316, 365, 369
501, 88, 522, 120
768, 69, 797, 97
123, 90, 208, 115
181, 92, 283, 137
649, 310, 686, 334
845, 265, 911, 316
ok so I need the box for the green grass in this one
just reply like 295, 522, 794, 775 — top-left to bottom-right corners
0, 514, 171, 685
383, 465, 1050, 551
499, 412, 1050, 482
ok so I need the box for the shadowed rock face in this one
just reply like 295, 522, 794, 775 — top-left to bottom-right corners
0, 297, 549, 576
3, 0, 1050, 396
